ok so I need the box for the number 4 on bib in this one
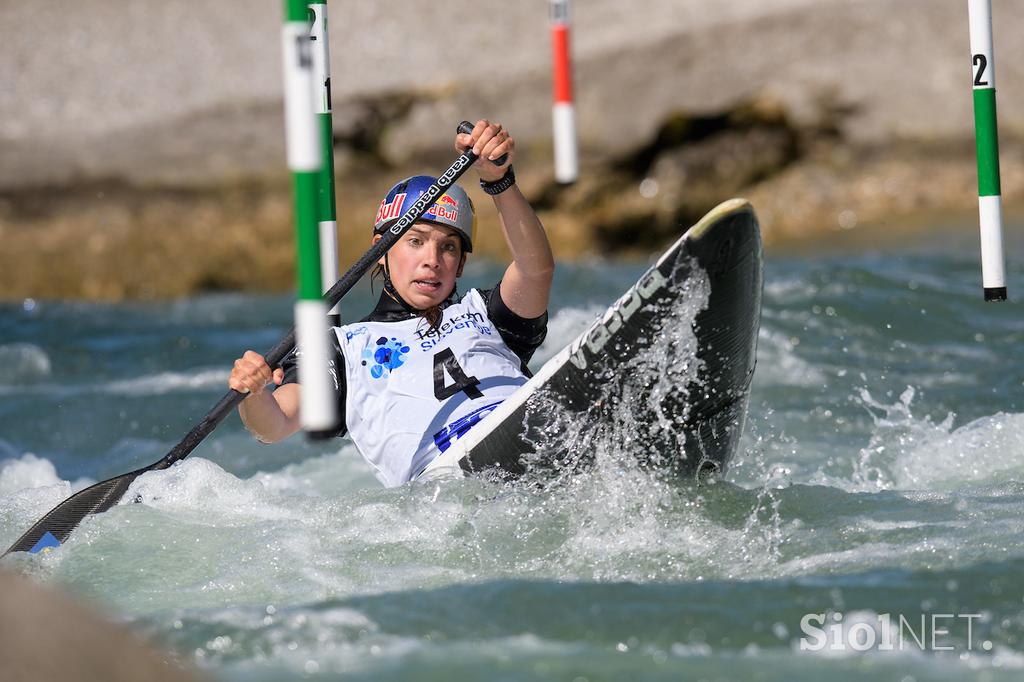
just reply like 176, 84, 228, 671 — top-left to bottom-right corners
433, 348, 483, 400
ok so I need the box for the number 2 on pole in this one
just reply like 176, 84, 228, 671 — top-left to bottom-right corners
974, 54, 989, 86
433, 348, 483, 400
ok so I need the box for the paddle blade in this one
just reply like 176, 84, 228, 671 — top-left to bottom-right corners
3, 468, 148, 557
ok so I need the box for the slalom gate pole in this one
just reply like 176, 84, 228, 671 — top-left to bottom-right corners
308, 0, 341, 321
967, 0, 1007, 301
282, 0, 338, 434
550, 0, 578, 184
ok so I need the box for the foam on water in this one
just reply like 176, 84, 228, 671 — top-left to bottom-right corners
4, 426, 1022, 679
124, 557, 1024, 682
754, 327, 827, 387
252, 444, 377, 497
532, 304, 605, 365
3, 285, 1019, 592
128, 458, 303, 522
0, 366, 229, 397
0, 343, 52, 384
847, 388, 1024, 492
103, 367, 230, 396
0, 451, 62, 496
742, 383, 1024, 497
2, 249, 1024, 680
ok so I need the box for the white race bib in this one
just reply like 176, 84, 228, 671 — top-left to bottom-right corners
337, 289, 528, 486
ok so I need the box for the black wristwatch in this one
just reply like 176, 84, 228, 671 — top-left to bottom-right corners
480, 165, 516, 195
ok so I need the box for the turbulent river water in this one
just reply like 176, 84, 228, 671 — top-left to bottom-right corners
1, 230, 1023, 681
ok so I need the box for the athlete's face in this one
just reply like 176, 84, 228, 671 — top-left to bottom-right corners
375, 222, 466, 309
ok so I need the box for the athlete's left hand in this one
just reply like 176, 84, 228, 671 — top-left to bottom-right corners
456, 119, 515, 182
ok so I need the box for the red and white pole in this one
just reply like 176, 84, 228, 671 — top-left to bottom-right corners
550, 0, 578, 184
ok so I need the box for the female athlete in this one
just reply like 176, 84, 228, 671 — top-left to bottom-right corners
228, 119, 554, 485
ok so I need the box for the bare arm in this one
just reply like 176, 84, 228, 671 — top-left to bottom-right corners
492, 186, 555, 318
457, 119, 555, 319
229, 350, 302, 443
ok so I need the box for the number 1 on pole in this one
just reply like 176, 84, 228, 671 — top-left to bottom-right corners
308, 0, 341, 319
968, 0, 1007, 301
282, 0, 338, 434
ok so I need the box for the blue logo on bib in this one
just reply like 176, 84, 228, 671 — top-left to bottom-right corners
433, 401, 502, 452
361, 336, 410, 379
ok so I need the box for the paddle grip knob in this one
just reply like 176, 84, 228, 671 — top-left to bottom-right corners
457, 120, 509, 166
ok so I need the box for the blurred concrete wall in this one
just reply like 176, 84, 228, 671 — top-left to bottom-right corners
3, 0, 1024, 190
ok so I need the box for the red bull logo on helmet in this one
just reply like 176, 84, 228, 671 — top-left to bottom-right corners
436, 193, 459, 208
428, 192, 461, 223
376, 192, 407, 225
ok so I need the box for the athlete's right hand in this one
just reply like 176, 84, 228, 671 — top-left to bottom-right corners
229, 350, 284, 396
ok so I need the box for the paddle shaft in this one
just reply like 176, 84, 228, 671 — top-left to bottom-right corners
158, 121, 497, 469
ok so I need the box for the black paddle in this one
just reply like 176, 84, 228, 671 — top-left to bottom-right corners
2, 121, 505, 557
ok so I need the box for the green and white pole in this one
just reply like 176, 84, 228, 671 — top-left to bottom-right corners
308, 0, 340, 320
281, 0, 337, 433
968, 0, 1007, 301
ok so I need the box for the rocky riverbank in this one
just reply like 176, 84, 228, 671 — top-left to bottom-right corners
3, 118, 1015, 301
2, 0, 1022, 300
